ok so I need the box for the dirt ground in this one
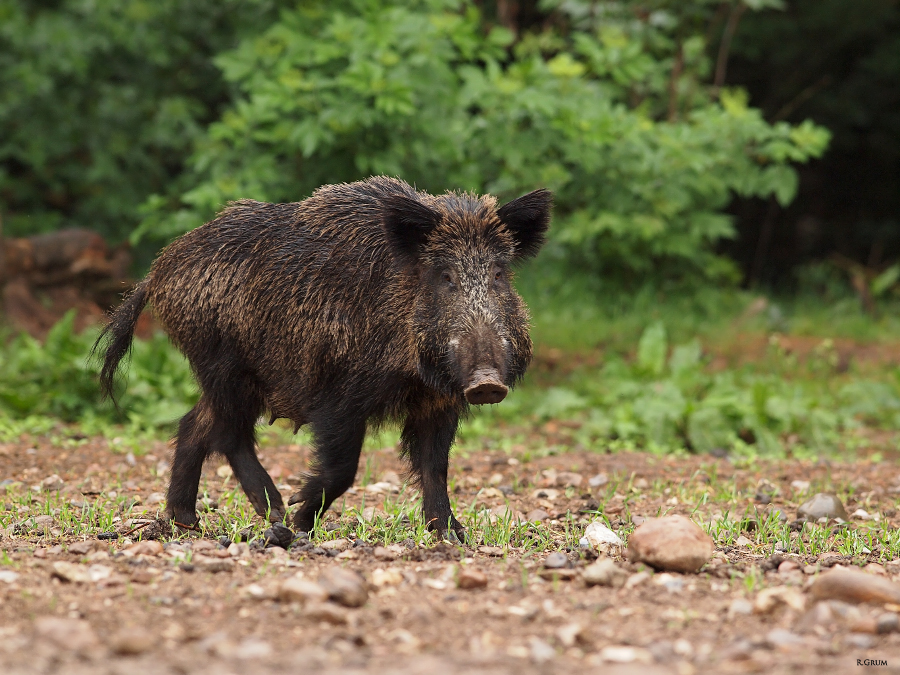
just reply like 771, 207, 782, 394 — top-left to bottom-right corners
4, 435, 900, 675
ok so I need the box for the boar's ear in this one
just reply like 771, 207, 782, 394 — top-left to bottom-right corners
381, 194, 441, 267
496, 189, 553, 261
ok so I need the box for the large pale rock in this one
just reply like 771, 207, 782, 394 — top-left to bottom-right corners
582, 521, 622, 550
797, 493, 848, 521
810, 567, 900, 604
626, 515, 714, 573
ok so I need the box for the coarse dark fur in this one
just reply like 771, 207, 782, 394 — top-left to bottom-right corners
95, 176, 552, 539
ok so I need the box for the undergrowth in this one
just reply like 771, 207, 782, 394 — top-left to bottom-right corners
1, 282, 899, 461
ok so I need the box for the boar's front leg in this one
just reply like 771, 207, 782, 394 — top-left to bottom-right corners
291, 417, 367, 533
402, 409, 465, 543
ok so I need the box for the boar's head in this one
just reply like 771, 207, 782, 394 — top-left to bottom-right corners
382, 188, 552, 405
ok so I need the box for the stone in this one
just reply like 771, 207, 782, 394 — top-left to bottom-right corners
320, 538, 350, 552
318, 567, 368, 607
555, 472, 583, 488
32, 515, 54, 528
0, 570, 20, 584
109, 630, 154, 655
530, 488, 560, 500
600, 646, 653, 664
477, 546, 503, 556
588, 473, 609, 488
653, 573, 684, 593
734, 535, 752, 547
35, 617, 99, 655
41, 475, 64, 491
278, 577, 328, 604
303, 601, 349, 624
625, 572, 650, 589
458, 568, 488, 590
228, 542, 250, 558
263, 523, 293, 549
754, 587, 806, 614
797, 493, 848, 522
193, 556, 235, 573
582, 521, 623, 550
626, 515, 714, 573
778, 560, 800, 574
543, 552, 569, 569
727, 598, 753, 618
373, 546, 397, 561
538, 568, 578, 581
583, 559, 626, 588
68, 541, 98, 556
380, 470, 402, 486
528, 636, 555, 663
556, 623, 582, 648
124, 540, 163, 557
877, 612, 899, 634
371, 568, 404, 587
810, 567, 900, 604
765, 629, 806, 651
130, 569, 158, 584
526, 509, 549, 522
51, 562, 112, 584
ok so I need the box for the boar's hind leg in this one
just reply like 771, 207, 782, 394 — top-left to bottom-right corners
166, 398, 215, 527
220, 420, 285, 524
402, 410, 465, 542
291, 418, 366, 533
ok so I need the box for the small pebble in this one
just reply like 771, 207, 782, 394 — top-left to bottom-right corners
727, 598, 753, 618
457, 568, 488, 590
588, 473, 608, 488
543, 552, 568, 569
278, 577, 328, 604
583, 559, 626, 588
109, 630, 154, 655
778, 560, 800, 574
318, 567, 368, 607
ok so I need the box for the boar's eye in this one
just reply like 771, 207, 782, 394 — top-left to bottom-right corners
441, 270, 456, 288
492, 266, 504, 283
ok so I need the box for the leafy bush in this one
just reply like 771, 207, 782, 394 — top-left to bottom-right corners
0, 0, 285, 241
138, 0, 829, 284
474, 322, 900, 456
0, 312, 196, 429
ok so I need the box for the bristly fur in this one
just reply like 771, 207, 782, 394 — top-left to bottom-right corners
96, 176, 552, 537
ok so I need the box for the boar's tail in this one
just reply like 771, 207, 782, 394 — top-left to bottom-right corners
92, 280, 150, 406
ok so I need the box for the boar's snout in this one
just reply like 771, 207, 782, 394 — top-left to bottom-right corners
464, 368, 508, 405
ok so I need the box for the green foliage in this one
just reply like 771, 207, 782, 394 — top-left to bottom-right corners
0, 311, 196, 430
474, 321, 900, 456
0, 0, 285, 242
137, 0, 829, 283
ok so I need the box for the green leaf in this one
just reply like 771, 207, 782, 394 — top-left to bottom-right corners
636, 322, 668, 377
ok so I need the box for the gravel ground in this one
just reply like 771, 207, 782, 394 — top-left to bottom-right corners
3, 434, 900, 674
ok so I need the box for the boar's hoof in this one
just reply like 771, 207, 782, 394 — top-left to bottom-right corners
443, 528, 467, 545
288, 492, 303, 506
464, 369, 508, 405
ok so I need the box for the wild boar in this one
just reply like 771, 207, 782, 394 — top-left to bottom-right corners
96, 176, 551, 540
